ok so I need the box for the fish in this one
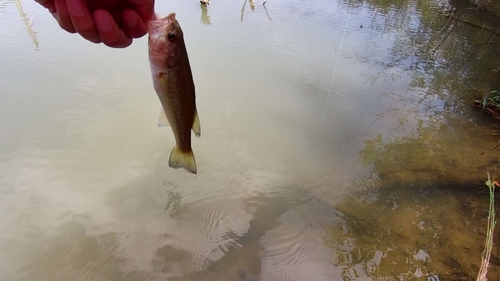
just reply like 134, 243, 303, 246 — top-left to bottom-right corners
147, 13, 201, 174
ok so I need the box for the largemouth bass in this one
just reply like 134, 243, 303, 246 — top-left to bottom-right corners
148, 13, 201, 174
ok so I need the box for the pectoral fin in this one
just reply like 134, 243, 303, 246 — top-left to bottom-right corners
158, 108, 170, 127
192, 110, 201, 138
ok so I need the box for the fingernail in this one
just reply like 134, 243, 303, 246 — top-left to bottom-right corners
67, 0, 86, 17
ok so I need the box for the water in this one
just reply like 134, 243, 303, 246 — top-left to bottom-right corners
1, 0, 500, 280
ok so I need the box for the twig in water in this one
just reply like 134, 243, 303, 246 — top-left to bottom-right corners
476, 172, 496, 281
466, 84, 479, 92
263, 1, 272, 21
479, 140, 500, 155
241, 0, 247, 22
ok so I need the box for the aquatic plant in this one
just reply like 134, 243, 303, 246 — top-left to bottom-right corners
476, 172, 497, 281
481, 91, 500, 110
475, 90, 500, 120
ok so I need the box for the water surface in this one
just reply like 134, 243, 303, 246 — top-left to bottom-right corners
1, 0, 500, 280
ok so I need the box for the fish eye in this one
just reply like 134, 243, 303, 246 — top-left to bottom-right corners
167, 32, 175, 42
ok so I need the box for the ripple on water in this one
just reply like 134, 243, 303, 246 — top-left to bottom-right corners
75, 233, 120, 281
260, 200, 348, 280
122, 168, 294, 277
255, 168, 367, 281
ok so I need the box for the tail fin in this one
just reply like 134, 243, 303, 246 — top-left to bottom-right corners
169, 146, 197, 174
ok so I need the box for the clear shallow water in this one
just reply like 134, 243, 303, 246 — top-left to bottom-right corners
1, 0, 500, 280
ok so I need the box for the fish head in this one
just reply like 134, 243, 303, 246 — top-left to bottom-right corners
148, 13, 185, 70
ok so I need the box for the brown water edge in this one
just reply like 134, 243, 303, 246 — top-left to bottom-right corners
333, 178, 500, 281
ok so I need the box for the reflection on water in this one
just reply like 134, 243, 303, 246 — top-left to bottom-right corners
14, 0, 38, 50
200, 4, 211, 26
241, 0, 272, 22
1, 0, 500, 280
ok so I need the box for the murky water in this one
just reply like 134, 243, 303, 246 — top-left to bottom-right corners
1, 0, 500, 280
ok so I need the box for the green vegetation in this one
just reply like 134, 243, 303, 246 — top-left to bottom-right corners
482, 90, 500, 110
476, 89, 500, 121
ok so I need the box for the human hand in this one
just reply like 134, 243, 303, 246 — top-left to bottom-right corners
35, 0, 155, 48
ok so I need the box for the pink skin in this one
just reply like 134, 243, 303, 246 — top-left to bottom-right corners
35, 0, 155, 48
148, 13, 177, 70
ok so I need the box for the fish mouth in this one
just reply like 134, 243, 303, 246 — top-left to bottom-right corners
165, 13, 176, 22
147, 12, 176, 33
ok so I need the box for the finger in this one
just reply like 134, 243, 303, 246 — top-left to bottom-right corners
122, 9, 147, 39
66, 0, 101, 43
35, 0, 51, 5
35, 0, 56, 13
54, 0, 77, 33
127, 0, 155, 22
94, 10, 132, 48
